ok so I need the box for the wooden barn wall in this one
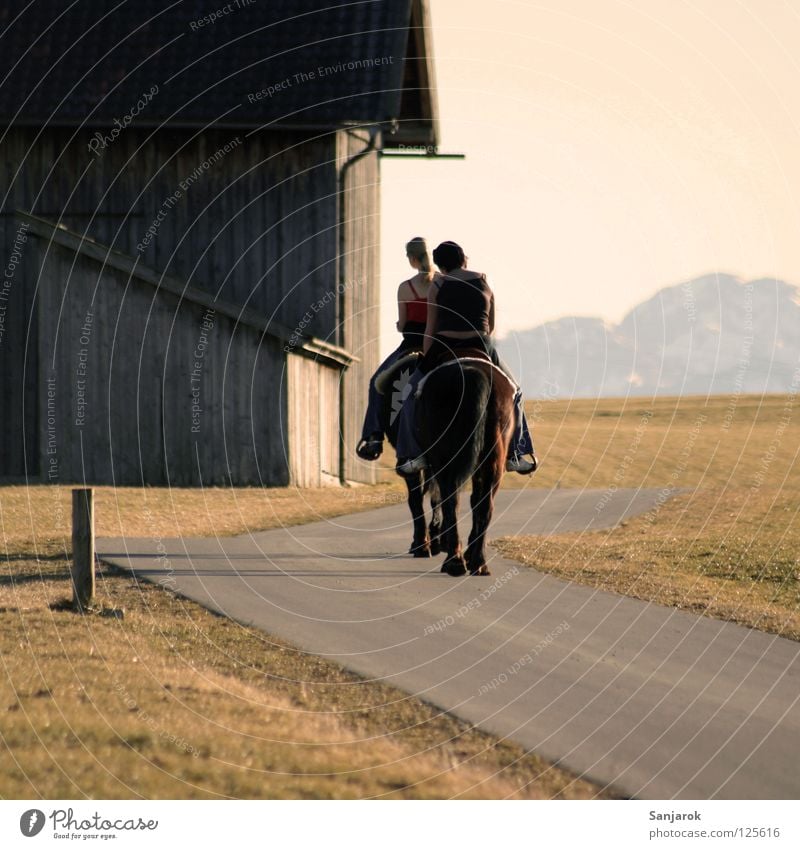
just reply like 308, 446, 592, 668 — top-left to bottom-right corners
32, 237, 289, 486
1, 127, 340, 339
286, 354, 341, 487
338, 129, 381, 484
0, 212, 37, 477
0, 126, 349, 479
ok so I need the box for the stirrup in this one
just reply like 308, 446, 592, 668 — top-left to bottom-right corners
396, 455, 428, 475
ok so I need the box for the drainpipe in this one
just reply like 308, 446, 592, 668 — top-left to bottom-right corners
337, 126, 379, 485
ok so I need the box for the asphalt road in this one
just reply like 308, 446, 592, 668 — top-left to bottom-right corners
98, 487, 800, 799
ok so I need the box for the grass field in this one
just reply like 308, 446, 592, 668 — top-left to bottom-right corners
2, 392, 796, 798
498, 393, 800, 640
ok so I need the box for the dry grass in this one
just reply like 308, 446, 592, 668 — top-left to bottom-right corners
0, 483, 600, 800
2, 483, 408, 554
4, 393, 795, 798
507, 393, 799, 490
497, 394, 800, 640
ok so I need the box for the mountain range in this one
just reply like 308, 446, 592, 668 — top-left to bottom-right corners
497, 273, 800, 398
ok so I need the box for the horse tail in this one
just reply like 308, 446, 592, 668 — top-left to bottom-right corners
422, 365, 491, 491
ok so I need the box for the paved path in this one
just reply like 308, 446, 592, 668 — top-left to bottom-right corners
98, 487, 800, 799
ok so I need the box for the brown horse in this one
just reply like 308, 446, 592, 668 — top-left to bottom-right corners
414, 352, 515, 576
375, 353, 443, 557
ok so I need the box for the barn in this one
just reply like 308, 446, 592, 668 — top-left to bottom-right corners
0, 0, 438, 486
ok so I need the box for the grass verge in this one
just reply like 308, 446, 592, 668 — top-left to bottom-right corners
496, 394, 800, 640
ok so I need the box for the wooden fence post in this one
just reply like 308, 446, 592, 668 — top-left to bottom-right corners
71, 488, 95, 612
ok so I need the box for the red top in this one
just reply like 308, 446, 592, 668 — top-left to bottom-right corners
404, 278, 428, 325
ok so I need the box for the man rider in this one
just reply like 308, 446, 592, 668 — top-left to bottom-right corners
395, 241, 537, 476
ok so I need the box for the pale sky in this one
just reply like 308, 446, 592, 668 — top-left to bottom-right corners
379, 0, 800, 353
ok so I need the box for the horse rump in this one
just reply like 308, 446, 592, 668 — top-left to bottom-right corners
417, 363, 493, 490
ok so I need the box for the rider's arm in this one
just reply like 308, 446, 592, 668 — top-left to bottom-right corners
422, 280, 439, 354
396, 282, 408, 332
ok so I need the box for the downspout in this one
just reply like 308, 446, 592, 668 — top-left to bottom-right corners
337, 126, 380, 485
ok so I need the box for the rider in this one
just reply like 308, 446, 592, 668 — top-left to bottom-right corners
395, 240, 537, 475
356, 237, 438, 461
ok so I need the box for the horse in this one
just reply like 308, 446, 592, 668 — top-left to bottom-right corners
414, 351, 516, 576
375, 352, 443, 557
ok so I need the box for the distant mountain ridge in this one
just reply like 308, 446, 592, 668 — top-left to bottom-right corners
497, 273, 800, 398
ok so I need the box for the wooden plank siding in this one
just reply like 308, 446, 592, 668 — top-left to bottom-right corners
2, 125, 379, 487
32, 237, 289, 486
0, 212, 38, 478
338, 129, 381, 484
286, 354, 341, 487
1, 127, 340, 338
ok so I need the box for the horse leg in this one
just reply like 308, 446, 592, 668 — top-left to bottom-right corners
439, 480, 466, 576
465, 460, 501, 577
427, 476, 443, 556
405, 472, 430, 557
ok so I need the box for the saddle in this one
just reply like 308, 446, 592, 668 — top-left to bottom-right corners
374, 351, 422, 396
416, 348, 517, 398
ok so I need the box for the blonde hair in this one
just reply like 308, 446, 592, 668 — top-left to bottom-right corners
406, 236, 434, 281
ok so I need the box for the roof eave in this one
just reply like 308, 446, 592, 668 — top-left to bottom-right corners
381, 0, 438, 150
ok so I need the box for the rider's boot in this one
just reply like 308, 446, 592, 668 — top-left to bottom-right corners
396, 455, 428, 475
506, 452, 538, 475
356, 434, 383, 461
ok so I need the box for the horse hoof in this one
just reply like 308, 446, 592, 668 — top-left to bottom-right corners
442, 557, 467, 577
411, 547, 432, 558
469, 564, 491, 576
430, 540, 442, 556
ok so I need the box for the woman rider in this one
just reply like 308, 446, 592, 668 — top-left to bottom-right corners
356, 237, 438, 461
395, 240, 537, 475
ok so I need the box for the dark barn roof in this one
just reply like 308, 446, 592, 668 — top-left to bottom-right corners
0, 0, 437, 145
